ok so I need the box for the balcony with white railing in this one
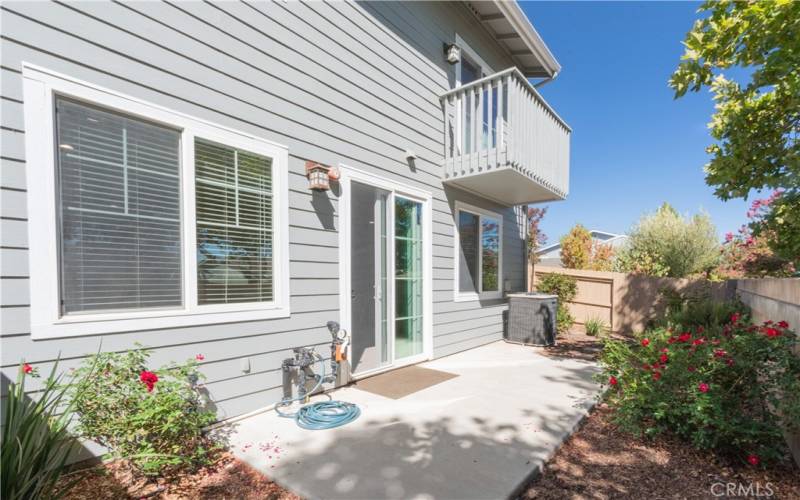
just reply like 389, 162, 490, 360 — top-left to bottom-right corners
440, 67, 571, 205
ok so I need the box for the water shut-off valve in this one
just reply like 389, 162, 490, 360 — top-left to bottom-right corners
281, 321, 349, 401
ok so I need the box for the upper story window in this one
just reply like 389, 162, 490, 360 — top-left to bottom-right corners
23, 65, 289, 338
454, 201, 503, 302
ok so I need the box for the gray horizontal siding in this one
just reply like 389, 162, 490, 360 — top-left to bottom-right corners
0, 0, 527, 421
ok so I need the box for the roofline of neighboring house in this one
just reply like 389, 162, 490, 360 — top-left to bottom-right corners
535, 231, 629, 255
495, 1, 561, 78
587, 229, 624, 238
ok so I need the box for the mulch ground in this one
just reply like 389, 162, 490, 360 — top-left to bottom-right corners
520, 330, 800, 500
60, 452, 299, 500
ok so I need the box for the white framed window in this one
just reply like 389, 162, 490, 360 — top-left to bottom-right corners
22, 64, 290, 339
453, 201, 503, 302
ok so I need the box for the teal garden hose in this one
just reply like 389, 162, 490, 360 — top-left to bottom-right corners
275, 353, 360, 429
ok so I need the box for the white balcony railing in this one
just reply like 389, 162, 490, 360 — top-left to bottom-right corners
440, 67, 571, 204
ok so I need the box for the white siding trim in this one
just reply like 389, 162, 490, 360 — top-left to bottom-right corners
453, 200, 503, 302
22, 63, 290, 339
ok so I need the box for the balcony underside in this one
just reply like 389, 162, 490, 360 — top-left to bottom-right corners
444, 161, 564, 205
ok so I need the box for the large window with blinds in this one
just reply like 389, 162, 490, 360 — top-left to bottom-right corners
454, 201, 503, 301
23, 65, 289, 338
56, 98, 183, 314
195, 139, 273, 305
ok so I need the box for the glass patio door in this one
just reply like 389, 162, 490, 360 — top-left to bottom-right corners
349, 183, 426, 374
394, 197, 424, 360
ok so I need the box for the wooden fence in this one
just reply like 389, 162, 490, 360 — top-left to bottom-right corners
529, 265, 735, 334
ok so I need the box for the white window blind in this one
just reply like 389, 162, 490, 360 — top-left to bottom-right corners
195, 138, 273, 304
56, 97, 182, 314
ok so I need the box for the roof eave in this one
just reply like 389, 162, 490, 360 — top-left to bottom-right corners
493, 1, 561, 78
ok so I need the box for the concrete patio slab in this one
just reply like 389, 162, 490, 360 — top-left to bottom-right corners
226, 341, 602, 500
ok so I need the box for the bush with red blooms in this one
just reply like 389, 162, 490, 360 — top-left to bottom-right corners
69, 345, 216, 475
599, 305, 800, 466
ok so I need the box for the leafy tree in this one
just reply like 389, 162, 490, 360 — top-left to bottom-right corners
560, 224, 592, 269
589, 241, 615, 271
527, 206, 548, 285
616, 203, 720, 278
527, 206, 548, 263
670, 0, 800, 265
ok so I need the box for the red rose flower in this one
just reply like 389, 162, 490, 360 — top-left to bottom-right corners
714, 349, 727, 358
641, 338, 650, 347
726, 358, 735, 367
777, 320, 789, 329
698, 382, 709, 393
642, 363, 651, 371
731, 313, 740, 324
660, 348, 669, 353
667, 337, 677, 344
609, 376, 618, 386
652, 371, 661, 381
139, 370, 159, 392
196, 354, 205, 361
764, 328, 781, 338
22, 363, 33, 374
692, 338, 705, 346
659, 354, 669, 364
678, 332, 692, 343
747, 454, 759, 466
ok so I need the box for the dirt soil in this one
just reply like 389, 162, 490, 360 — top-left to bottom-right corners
538, 329, 624, 362
60, 452, 299, 500
521, 330, 800, 500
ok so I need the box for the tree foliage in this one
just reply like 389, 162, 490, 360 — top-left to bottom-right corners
527, 206, 547, 263
615, 203, 720, 278
670, 0, 800, 264
560, 224, 592, 269
589, 241, 615, 271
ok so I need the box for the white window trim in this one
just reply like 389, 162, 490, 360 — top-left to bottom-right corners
22, 63, 290, 339
453, 201, 504, 302
454, 33, 495, 88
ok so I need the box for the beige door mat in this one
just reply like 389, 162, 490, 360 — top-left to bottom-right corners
353, 365, 459, 399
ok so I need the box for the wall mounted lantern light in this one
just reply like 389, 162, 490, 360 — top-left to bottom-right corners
444, 43, 461, 65
305, 161, 338, 191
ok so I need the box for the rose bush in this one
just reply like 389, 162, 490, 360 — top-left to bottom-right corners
599, 306, 800, 466
69, 346, 216, 475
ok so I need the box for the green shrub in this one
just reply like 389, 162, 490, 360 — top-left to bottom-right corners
556, 308, 575, 335
615, 203, 720, 278
599, 309, 800, 465
584, 316, 608, 337
2, 360, 88, 500
537, 273, 578, 334
69, 347, 216, 475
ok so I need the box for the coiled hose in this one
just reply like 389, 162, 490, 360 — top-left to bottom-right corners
275, 353, 360, 430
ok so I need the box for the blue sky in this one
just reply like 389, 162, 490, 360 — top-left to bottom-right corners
520, 1, 750, 245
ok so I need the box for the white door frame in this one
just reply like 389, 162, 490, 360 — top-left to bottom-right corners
337, 164, 434, 379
